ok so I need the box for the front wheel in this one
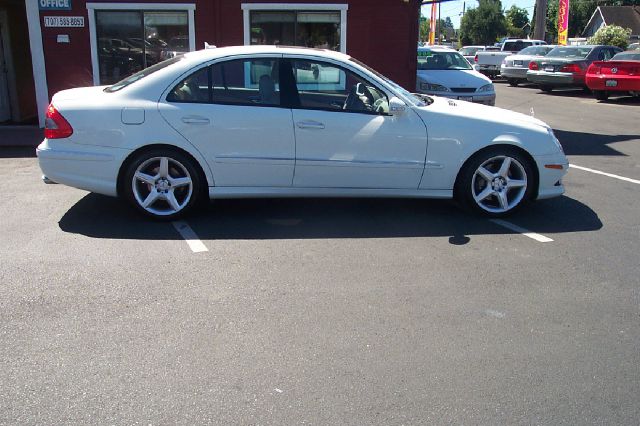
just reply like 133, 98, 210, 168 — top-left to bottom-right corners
122, 148, 205, 220
540, 85, 553, 93
455, 148, 536, 217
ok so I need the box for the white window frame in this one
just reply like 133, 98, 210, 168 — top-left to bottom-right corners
241, 3, 348, 54
86, 2, 196, 85
25, 0, 49, 127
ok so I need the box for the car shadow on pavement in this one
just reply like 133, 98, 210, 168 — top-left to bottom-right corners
598, 96, 640, 106
554, 129, 640, 156
0, 146, 37, 158
59, 194, 602, 242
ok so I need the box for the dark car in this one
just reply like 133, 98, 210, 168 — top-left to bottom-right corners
526, 45, 622, 92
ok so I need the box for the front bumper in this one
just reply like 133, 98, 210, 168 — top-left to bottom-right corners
37, 138, 130, 197
534, 152, 569, 200
417, 90, 496, 106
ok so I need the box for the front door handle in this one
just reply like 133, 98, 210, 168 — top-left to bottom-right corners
181, 116, 210, 125
296, 120, 325, 130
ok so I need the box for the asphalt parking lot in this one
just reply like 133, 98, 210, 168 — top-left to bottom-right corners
1, 84, 639, 424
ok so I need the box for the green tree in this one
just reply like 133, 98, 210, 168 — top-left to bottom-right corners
506, 5, 529, 28
588, 25, 632, 49
459, 0, 507, 45
419, 16, 431, 43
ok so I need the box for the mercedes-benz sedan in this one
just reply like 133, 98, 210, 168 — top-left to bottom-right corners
37, 46, 567, 219
501, 45, 556, 86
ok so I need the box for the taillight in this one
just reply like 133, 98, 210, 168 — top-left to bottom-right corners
560, 64, 582, 73
44, 103, 73, 139
474, 54, 478, 63
529, 62, 539, 70
588, 64, 601, 75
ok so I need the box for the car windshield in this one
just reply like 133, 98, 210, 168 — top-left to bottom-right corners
104, 56, 184, 92
349, 58, 427, 107
519, 46, 553, 56
547, 46, 593, 59
417, 51, 472, 70
612, 52, 640, 61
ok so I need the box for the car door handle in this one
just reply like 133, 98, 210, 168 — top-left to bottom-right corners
296, 120, 325, 130
181, 116, 210, 125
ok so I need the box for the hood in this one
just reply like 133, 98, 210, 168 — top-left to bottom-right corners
416, 96, 548, 131
52, 86, 110, 102
416, 69, 491, 89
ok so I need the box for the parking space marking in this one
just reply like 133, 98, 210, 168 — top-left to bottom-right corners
490, 219, 554, 243
172, 221, 208, 253
570, 164, 640, 185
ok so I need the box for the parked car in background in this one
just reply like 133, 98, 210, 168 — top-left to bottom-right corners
628, 42, 639, 50
501, 45, 556, 86
476, 39, 546, 79
585, 50, 640, 100
37, 45, 567, 219
527, 45, 622, 92
459, 45, 500, 65
416, 46, 496, 105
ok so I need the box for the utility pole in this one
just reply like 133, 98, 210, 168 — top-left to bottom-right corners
533, 0, 547, 41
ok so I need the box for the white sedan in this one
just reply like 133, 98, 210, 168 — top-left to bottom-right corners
416, 46, 496, 105
37, 45, 568, 219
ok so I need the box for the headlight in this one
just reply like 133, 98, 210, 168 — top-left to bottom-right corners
477, 84, 494, 92
420, 82, 449, 92
547, 127, 564, 153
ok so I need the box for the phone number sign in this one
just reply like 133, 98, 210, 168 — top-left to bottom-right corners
44, 16, 85, 27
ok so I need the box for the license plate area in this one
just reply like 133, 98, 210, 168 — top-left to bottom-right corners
513, 60, 523, 66
544, 67, 555, 72
458, 96, 473, 101
606, 80, 617, 87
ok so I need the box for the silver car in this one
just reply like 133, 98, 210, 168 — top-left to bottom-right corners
501, 45, 556, 86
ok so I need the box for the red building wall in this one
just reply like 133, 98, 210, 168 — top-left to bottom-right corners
40, 0, 419, 99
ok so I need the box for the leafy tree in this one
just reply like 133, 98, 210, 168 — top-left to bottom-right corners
459, 0, 507, 45
588, 25, 632, 49
444, 17, 454, 29
506, 5, 529, 29
419, 16, 431, 42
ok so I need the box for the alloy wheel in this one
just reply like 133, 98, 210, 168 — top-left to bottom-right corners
131, 156, 193, 216
471, 155, 528, 214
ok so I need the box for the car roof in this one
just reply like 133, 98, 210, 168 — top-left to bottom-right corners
418, 46, 457, 52
181, 45, 351, 64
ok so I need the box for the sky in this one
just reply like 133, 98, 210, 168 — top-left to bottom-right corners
421, 0, 538, 29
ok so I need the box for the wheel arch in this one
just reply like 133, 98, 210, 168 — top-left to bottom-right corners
117, 143, 210, 198
453, 143, 539, 200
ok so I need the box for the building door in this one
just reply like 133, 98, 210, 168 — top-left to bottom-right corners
0, 17, 11, 122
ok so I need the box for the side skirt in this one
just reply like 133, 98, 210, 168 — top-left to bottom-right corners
208, 187, 453, 199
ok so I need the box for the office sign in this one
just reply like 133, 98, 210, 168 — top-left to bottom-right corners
39, 0, 72, 11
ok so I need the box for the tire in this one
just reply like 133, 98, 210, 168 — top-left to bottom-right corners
593, 90, 609, 101
582, 86, 591, 94
508, 79, 519, 87
122, 148, 205, 220
540, 85, 553, 93
455, 147, 536, 218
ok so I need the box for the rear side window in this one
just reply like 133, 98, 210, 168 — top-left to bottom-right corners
167, 67, 211, 103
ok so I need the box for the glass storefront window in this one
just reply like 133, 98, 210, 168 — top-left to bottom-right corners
250, 11, 340, 51
95, 10, 189, 85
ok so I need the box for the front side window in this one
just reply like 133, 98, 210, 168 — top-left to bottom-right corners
95, 10, 190, 85
250, 10, 341, 51
290, 60, 388, 114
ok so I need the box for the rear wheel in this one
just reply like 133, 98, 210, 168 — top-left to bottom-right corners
508, 79, 519, 87
540, 85, 553, 93
123, 148, 205, 220
455, 147, 535, 217
593, 90, 609, 101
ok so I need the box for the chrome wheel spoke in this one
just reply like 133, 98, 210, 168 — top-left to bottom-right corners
507, 178, 526, 189
142, 189, 160, 208
477, 166, 494, 182
170, 176, 192, 188
498, 157, 512, 178
166, 191, 181, 212
134, 171, 156, 186
159, 157, 169, 178
474, 186, 494, 202
497, 191, 509, 210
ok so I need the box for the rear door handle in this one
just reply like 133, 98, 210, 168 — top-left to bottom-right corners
296, 120, 325, 130
181, 116, 210, 125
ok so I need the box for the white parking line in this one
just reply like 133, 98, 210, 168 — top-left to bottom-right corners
570, 164, 640, 185
490, 219, 554, 243
172, 221, 208, 253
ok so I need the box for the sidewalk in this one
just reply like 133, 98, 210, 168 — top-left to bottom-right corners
0, 126, 43, 147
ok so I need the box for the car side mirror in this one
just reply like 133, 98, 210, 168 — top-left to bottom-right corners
389, 97, 406, 115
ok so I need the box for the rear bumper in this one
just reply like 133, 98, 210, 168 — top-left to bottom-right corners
37, 139, 130, 197
527, 71, 582, 86
586, 75, 640, 92
500, 66, 528, 79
